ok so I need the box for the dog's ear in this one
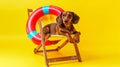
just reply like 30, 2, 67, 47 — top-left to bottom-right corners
56, 13, 63, 25
72, 12, 80, 24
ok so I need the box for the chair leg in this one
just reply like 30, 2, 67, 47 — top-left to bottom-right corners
41, 41, 49, 67
39, 20, 49, 67
73, 40, 82, 62
34, 44, 42, 54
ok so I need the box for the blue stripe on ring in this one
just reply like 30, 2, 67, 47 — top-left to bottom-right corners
42, 6, 49, 15
28, 31, 38, 40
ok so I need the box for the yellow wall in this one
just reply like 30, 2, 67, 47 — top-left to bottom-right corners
0, 0, 120, 64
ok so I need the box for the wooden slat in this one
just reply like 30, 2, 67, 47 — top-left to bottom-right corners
37, 49, 57, 52
48, 56, 78, 62
56, 40, 68, 51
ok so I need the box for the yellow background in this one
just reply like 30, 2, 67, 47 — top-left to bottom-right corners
0, 0, 120, 67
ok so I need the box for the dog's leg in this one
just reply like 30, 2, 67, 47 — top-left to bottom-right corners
58, 28, 74, 43
45, 34, 51, 41
65, 33, 74, 43
73, 32, 81, 43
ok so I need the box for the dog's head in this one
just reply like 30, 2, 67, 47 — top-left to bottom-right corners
56, 11, 80, 28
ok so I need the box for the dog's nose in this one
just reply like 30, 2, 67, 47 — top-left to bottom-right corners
64, 20, 68, 23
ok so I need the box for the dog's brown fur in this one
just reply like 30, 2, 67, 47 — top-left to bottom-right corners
42, 11, 80, 43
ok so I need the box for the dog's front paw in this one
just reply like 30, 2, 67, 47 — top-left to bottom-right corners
68, 38, 73, 43
74, 36, 80, 43
74, 32, 80, 43
76, 38, 80, 43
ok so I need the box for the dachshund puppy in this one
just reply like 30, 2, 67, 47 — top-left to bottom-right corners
42, 11, 80, 43
56, 11, 80, 43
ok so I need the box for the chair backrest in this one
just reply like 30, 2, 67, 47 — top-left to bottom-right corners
27, 9, 33, 17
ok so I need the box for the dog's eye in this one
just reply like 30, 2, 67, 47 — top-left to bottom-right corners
62, 14, 66, 17
68, 15, 72, 18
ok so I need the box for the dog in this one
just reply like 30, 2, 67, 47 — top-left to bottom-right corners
42, 11, 80, 43
35, 11, 80, 52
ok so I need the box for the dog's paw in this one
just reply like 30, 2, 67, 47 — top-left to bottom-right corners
76, 38, 80, 43
74, 37, 80, 43
68, 38, 74, 43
